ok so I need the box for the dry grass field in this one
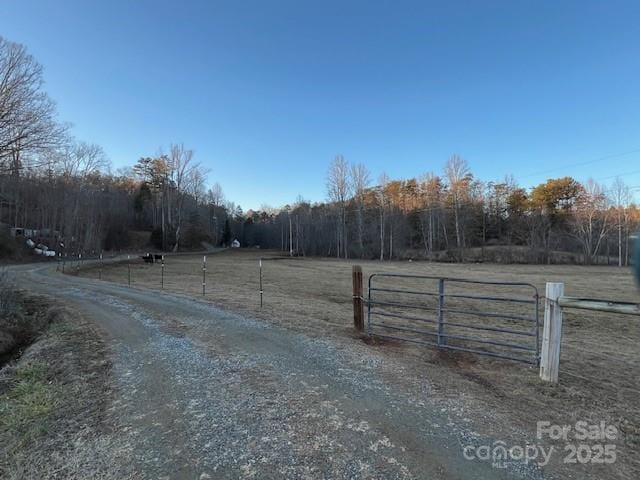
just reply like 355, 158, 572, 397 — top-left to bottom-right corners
77, 249, 640, 478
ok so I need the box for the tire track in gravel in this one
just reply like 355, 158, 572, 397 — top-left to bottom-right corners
15, 263, 545, 479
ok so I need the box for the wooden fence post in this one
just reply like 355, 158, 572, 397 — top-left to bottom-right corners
540, 282, 564, 382
352, 265, 364, 332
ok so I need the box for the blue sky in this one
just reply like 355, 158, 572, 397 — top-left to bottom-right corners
2, 1, 640, 209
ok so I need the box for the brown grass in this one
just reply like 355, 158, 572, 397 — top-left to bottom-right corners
0, 296, 137, 480
80, 249, 640, 479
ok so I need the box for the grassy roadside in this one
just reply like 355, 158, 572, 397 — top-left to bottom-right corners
0, 360, 61, 446
0, 295, 137, 480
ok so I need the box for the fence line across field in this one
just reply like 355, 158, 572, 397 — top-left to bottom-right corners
84, 252, 265, 307
63, 254, 639, 386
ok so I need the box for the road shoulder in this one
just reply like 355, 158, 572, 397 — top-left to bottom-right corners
0, 294, 137, 480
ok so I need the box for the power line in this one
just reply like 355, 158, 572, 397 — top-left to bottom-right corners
588, 170, 640, 183
518, 148, 640, 180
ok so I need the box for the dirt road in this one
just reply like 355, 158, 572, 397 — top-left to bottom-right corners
14, 263, 543, 479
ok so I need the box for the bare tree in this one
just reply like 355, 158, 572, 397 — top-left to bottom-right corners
0, 36, 66, 171
420, 173, 442, 258
59, 142, 110, 247
167, 143, 202, 251
611, 177, 631, 267
326, 155, 351, 258
189, 166, 207, 204
444, 154, 470, 260
60, 142, 109, 179
376, 173, 390, 260
350, 162, 370, 258
207, 182, 225, 207
572, 179, 609, 264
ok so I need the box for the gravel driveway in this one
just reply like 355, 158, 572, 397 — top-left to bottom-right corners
14, 263, 543, 479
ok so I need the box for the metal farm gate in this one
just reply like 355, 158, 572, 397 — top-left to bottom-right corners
367, 273, 541, 364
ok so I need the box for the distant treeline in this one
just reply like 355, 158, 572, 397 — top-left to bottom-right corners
240, 156, 639, 265
1, 35, 638, 264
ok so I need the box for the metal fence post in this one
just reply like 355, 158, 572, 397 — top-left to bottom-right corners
352, 265, 364, 331
259, 258, 263, 308
202, 255, 206, 296
540, 282, 564, 382
127, 254, 131, 287
161, 255, 164, 289
437, 278, 446, 346
99, 252, 103, 280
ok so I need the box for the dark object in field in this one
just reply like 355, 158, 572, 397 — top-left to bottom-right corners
141, 253, 163, 263
141, 253, 154, 263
